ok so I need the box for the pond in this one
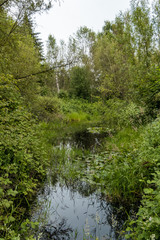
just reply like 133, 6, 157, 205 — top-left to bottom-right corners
31, 127, 126, 240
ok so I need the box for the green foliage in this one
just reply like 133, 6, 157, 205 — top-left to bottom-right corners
46, 34, 58, 65
58, 89, 69, 99
59, 98, 106, 124
122, 117, 160, 238
68, 115, 160, 209
106, 126, 143, 152
126, 170, 160, 240
102, 99, 147, 130
0, 9, 41, 78
136, 67, 160, 115
94, 43, 133, 99
84, 150, 144, 203
75, 125, 144, 204
31, 95, 61, 121
65, 111, 90, 122
130, 0, 153, 68
69, 66, 91, 100
1, 0, 53, 14
0, 75, 49, 238
2, 0, 160, 239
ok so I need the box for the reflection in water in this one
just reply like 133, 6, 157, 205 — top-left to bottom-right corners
31, 180, 125, 240
40, 218, 73, 240
31, 128, 126, 240
59, 129, 107, 152
71, 130, 103, 150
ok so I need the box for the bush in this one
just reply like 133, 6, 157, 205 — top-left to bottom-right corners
126, 170, 160, 240
0, 75, 48, 239
58, 90, 68, 99
137, 67, 160, 116
32, 96, 61, 121
103, 99, 147, 130
69, 66, 91, 100
125, 117, 160, 239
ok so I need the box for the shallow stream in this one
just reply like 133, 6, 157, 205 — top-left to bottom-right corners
31, 127, 126, 240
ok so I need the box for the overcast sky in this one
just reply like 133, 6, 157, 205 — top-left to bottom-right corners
35, 0, 131, 47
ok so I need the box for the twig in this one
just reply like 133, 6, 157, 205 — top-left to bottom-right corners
0, 0, 9, 7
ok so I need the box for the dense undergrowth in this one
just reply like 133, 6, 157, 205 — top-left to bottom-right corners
0, 84, 156, 234
1, 74, 160, 239
41, 96, 160, 240
0, 75, 49, 239
2, 0, 160, 238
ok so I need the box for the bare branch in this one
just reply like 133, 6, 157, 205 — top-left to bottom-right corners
0, 0, 9, 7
7, 8, 23, 37
0, 7, 24, 48
15, 61, 74, 80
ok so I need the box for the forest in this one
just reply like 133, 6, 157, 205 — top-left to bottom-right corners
1, 0, 160, 239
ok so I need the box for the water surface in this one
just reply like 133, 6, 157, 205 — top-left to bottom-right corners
31, 127, 125, 240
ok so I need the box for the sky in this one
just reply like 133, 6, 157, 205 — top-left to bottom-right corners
35, 0, 131, 47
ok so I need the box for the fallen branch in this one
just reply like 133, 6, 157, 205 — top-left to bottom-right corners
15, 61, 73, 80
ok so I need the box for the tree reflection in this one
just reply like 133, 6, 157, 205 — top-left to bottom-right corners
31, 127, 134, 240
39, 218, 73, 240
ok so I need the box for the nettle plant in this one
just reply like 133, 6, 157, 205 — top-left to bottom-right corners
0, 75, 48, 239
126, 170, 160, 240
125, 118, 160, 239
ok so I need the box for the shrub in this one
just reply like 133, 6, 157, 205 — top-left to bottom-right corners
103, 99, 147, 130
126, 170, 160, 240
69, 66, 91, 100
32, 96, 60, 121
0, 75, 48, 238
125, 117, 160, 239
58, 90, 68, 99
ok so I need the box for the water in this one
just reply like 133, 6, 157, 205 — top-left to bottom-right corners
31, 127, 126, 240
32, 181, 117, 240
56, 128, 107, 152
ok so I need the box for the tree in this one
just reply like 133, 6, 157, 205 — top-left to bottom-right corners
130, 0, 153, 69
69, 66, 91, 100
46, 34, 61, 93
71, 26, 96, 67
0, 0, 59, 49
22, 14, 44, 60
0, 0, 56, 15
68, 27, 96, 99
93, 28, 134, 100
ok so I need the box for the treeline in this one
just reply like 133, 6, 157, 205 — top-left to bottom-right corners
1, 0, 160, 239
2, 0, 160, 117
43, 0, 160, 116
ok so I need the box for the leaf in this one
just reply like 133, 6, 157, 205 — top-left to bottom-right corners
30, 221, 39, 229
8, 216, 15, 223
7, 189, 18, 197
144, 188, 154, 194
2, 199, 12, 208
0, 188, 4, 197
